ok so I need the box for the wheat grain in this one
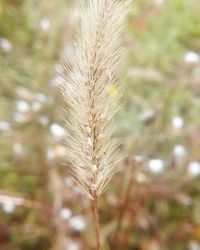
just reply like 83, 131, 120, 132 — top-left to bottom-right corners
62, 0, 129, 200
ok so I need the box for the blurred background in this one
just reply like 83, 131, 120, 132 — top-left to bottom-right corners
0, 0, 200, 249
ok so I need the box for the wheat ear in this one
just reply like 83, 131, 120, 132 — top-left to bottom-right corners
62, 0, 129, 248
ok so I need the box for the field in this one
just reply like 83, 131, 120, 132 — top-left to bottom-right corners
0, 0, 200, 249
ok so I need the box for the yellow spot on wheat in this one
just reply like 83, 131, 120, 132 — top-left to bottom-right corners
107, 85, 118, 96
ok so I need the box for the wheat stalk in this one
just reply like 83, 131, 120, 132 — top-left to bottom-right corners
62, 0, 129, 249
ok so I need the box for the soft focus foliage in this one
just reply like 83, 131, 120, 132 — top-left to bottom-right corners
0, 0, 200, 249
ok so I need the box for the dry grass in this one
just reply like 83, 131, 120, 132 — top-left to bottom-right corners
62, 0, 129, 200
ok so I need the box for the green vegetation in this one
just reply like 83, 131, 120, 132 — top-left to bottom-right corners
0, 0, 200, 249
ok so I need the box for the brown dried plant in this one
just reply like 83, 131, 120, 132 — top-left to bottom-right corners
62, 0, 129, 249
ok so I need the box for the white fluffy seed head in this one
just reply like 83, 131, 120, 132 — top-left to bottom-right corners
62, 0, 130, 199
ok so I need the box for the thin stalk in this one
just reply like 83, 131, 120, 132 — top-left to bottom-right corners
93, 192, 101, 250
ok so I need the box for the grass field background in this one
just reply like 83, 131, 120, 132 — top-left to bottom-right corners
0, 0, 200, 249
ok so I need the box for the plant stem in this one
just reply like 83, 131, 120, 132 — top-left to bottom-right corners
93, 192, 101, 250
